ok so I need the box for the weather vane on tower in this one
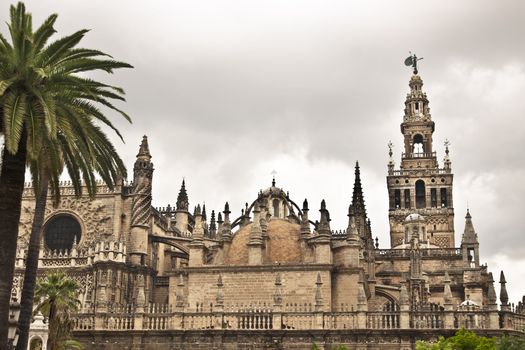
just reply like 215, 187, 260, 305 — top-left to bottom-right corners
404, 52, 424, 74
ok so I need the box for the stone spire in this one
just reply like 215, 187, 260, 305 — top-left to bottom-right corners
404, 74, 432, 123
500, 271, 509, 308
219, 202, 232, 240
387, 140, 395, 175
461, 209, 478, 244
300, 199, 311, 237
209, 210, 217, 238
136, 135, 151, 161
176, 179, 189, 211
130, 136, 154, 265
192, 205, 204, 239
443, 139, 452, 171
249, 202, 263, 245
346, 206, 360, 243
248, 202, 264, 265
488, 272, 497, 306
202, 204, 207, 222
351, 161, 366, 216
317, 200, 331, 236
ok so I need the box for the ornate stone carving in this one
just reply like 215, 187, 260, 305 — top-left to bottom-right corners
131, 177, 152, 227
18, 197, 111, 249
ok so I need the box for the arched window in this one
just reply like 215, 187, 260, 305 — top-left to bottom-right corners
273, 199, 280, 218
415, 180, 426, 209
413, 134, 424, 154
44, 214, 81, 251
30, 336, 43, 350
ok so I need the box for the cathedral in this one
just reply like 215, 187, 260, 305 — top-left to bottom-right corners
13, 72, 525, 349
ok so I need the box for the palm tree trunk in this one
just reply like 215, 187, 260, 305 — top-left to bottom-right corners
0, 130, 27, 350
47, 298, 56, 350
15, 172, 49, 350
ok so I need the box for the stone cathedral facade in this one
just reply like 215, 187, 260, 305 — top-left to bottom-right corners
13, 73, 525, 349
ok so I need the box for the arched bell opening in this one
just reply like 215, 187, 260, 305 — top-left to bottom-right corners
412, 134, 424, 154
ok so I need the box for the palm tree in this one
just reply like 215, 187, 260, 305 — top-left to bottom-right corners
17, 128, 126, 350
0, 2, 132, 346
33, 272, 82, 350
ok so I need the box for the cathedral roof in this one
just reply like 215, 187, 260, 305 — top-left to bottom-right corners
224, 219, 303, 265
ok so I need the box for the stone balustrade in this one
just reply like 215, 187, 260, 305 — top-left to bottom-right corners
14, 240, 126, 269
70, 305, 522, 333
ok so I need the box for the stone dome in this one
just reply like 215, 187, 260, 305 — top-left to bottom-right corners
224, 219, 303, 265
405, 213, 425, 222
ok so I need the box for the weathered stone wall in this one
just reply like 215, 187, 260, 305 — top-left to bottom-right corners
18, 183, 131, 250
74, 329, 523, 350
185, 267, 332, 312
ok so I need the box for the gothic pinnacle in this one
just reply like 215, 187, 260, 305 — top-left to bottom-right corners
202, 203, 207, 221
318, 200, 331, 236
210, 210, 217, 237
500, 271, 509, 306
136, 135, 151, 161
461, 209, 478, 244
176, 179, 189, 211
352, 161, 366, 215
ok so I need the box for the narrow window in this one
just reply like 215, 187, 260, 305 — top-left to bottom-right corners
415, 180, 426, 209
430, 188, 437, 208
273, 199, 280, 218
440, 188, 448, 207
404, 189, 411, 209
394, 189, 401, 209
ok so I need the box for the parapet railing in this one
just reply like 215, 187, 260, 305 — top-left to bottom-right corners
375, 248, 462, 260
388, 168, 452, 176
401, 152, 436, 159
71, 306, 519, 332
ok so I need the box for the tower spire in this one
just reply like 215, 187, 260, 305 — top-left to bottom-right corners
130, 135, 154, 265
387, 62, 455, 249
351, 161, 366, 215
176, 179, 189, 211
461, 209, 478, 244
136, 135, 151, 161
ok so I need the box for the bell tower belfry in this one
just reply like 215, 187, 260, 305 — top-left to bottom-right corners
387, 68, 455, 248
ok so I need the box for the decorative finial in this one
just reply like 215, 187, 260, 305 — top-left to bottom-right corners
404, 52, 423, 75
444, 139, 451, 155
388, 140, 393, 158
271, 170, 277, 187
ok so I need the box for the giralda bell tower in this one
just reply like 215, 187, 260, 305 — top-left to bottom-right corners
387, 57, 455, 248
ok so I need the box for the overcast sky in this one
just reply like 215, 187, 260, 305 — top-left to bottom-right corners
6, 0, 525, 303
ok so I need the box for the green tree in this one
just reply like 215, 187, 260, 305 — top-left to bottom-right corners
17, 131, 126, 350
416, 329, 496, 350
0, 2, 131, 346
33, 272, 83, 350
497, 334, 525, 350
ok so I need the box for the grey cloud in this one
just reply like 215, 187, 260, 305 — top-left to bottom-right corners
10, 0, 525, 301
